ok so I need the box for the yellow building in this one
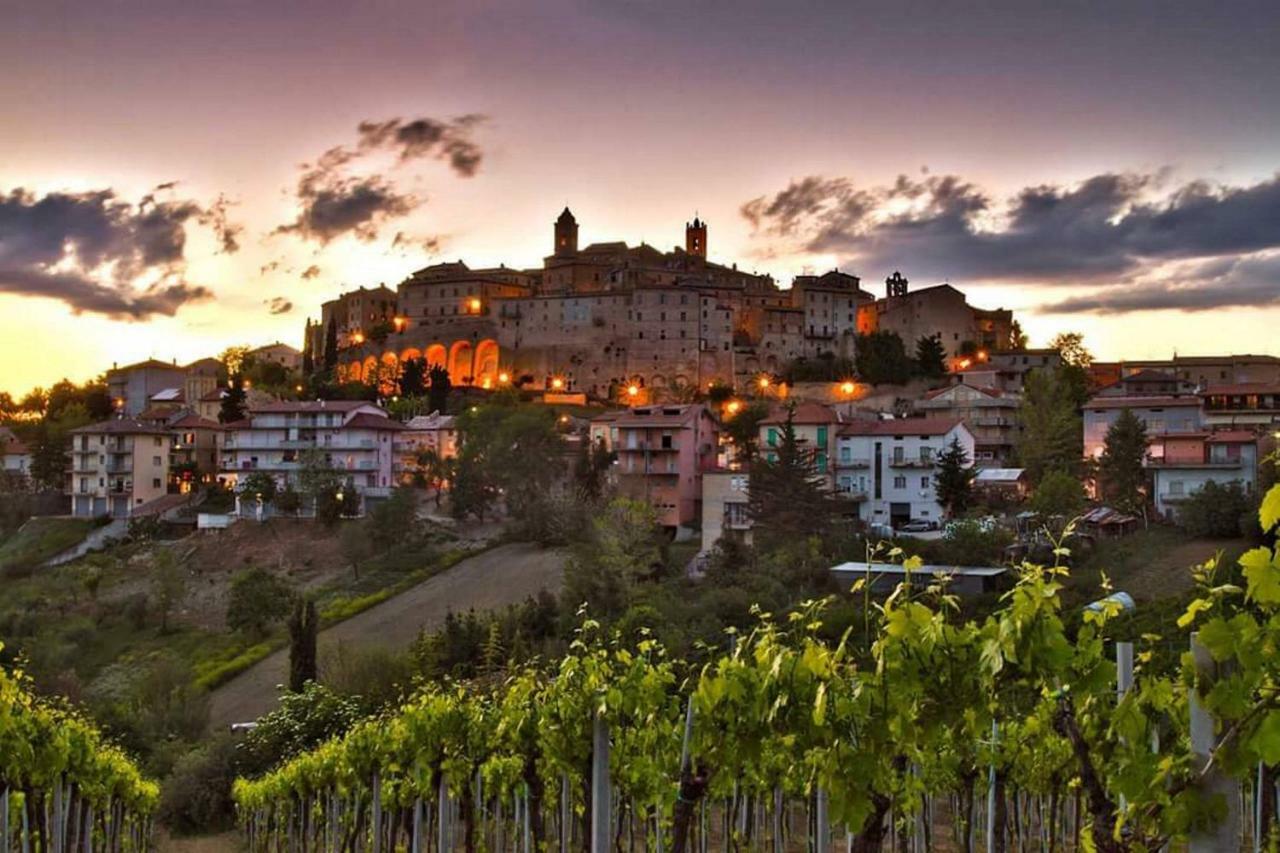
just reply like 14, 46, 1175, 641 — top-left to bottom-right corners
68, 418, 172, 518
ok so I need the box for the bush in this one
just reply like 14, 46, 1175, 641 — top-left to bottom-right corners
1177, 480, 1253, 538
157, 736, 240, 835
226, 567, 295, 636
237, 682, 363, 777
922, 519, 1013, 566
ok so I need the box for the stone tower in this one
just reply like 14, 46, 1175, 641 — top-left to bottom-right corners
886, 271, 908, 298
685, 216, 707, 258
554, 207, 578, 257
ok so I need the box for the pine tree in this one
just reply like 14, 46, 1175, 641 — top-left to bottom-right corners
323, 320, 338, 373
747, 405, 835, 552
301, 320, 315, 376
219, 377, 248, 424
287, 597, 318, 692
400, 357, 427, 397
933, 437, 976, 518
481, 620, 506, 674
915, 333, 948, 377
1016, 367, 1082, 484
427, 364, 452, 414
1098, 408, 1149, 514
30, 421, 70, 491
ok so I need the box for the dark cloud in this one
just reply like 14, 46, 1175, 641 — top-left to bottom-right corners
356, 114, 487, 177
301, 264, 321, 280
742, 171, 1280, 309
274, 115, 485, 245
0, 187, 217, 319
266, 296, 293, 315
199, 194, 243, 254
1042, 254, 1280, 314
391, 231, 443, 255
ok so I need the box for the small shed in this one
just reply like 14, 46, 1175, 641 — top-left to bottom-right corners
1079, 506, 1140, 538
830, 561, 1007, 596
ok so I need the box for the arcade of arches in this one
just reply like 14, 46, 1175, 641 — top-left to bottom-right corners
339, 339, 501, 391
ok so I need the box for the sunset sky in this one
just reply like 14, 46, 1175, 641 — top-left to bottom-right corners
3, 0, 1279, 397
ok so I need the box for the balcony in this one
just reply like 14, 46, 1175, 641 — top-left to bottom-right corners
889, 457, 935, 469
836, 457, 871, 469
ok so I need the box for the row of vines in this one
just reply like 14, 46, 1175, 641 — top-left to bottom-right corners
234, 487, 1280, 852
0, 644, 158, 853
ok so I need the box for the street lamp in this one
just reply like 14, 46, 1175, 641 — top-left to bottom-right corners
626, 384, 640, 399
551, 377, 565, 391
498, 371, 510, 385
840, 381, 857, 396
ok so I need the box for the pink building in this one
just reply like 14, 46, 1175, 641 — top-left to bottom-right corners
595, 404, 720, 532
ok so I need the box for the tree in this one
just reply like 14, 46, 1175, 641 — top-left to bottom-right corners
29, 421, 70, 491
854, 331, 913, 385
427, 363, 451, 414
368, 487, 418, 542
747, 405, 835, 551
1016, 367, 1083, 484
1008, 319, 1029, 350
1049, 331, 1093, 368
562, 497, 666, 616
1097, 408, 1148, 514
323, 320, 338, 373
150, 548, 187, 633
573, 435, 616, 501
1177, 480, 1253, 537
915, 333, 948, 378
226, 568, 295, 636
1029, 469, 1086, 518
237, 470, 278, 505
298, 449, 345, 525
400, 357, 427, 397
219, 377, 248, 424
721, 399, 770, 465
450, 401, 561, 522
933, 437, 976, 518
302, 320, 315, 376
238, 682, 362, 777
288, 597, 319, 692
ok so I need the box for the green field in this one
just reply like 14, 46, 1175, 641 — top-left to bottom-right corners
0, 516, 96, 574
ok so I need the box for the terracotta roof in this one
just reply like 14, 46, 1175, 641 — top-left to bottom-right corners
346, 412, 406, 431
107, 358, 184, 374
839, 417, 962, 437
1085, 395, 1201, 410
169, 413, 224, 430
69, 417, 171, 436
611, 404, 709, 428
0, 427, 28, 455
219, 419, 253, 430
761, 401, 838, 425
922, 384, 1005, 400
249, 400, 376, 414
1207, 430, 1258, 444
199, 388, 227, 402
1201, 383, 1280, 396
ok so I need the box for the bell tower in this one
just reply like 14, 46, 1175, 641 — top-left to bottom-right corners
886, 271, 908, 298
685, 216, 707, 258
554, 207, 578, 257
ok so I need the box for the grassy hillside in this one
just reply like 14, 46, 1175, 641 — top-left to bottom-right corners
0, 516, 96, 575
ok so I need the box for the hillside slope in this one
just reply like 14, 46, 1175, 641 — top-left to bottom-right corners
207, 541, 566, 728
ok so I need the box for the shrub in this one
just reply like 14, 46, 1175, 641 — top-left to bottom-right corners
157, 736, 240, 835
225, 567, 295, 636
1177, 480, 1253, 538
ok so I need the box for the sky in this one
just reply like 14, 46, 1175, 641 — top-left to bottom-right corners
2, 0, 1279, 397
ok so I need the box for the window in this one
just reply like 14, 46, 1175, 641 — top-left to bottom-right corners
152, 478, 161, 489
152, 456, 162, 466
767, 428, 778, 447
817, 426, 828, 446
1168, 480, 1185, 496
893, 475, 907, 489
921, 476, 930, 488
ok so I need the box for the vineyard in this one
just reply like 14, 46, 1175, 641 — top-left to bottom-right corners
0, 645, 158, 853
230, 485, 1280, 852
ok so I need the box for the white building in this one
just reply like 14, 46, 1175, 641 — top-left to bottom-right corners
836, 418, 975, 527
0, 427, 31, 478
219, 401, 404, 498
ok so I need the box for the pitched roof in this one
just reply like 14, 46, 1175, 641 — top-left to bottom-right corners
839, 417, 962, 437
404, 413, 456, 430
169, 413, 224, 431
249, 400, 376, 414
69, 417, 171, 436
921, 384, 1005, 401
1207, 430, 1258, 444
612, 404, 709, 428
760, 401, 838, 425
1201, 383, 1280, 396
107, 358, 184, 374
0, 427, 28, 455
346, 412, 406, 431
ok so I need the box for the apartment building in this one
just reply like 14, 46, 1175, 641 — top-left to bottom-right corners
758, 401, 839, 483
1200, 383, 1280, 430
394, 412, 458, 484
1083, 395, 1203, 460
836, 418, 974, 527
167, 412, 224, 491
1147, 431, 1260, 519
219, 401, 404, 498
915, 384, 1020, 466
68, 418, 172, 518
700, 470, 751, 551
594, 404, 720, 532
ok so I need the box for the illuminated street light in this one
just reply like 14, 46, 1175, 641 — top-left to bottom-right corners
840, 381, 856, 395
481, 377, 492, 389
551, 377, 565, 390
726, 400, 741, 415
468, 298, 482, 313
353, 332, 365, 345
498, 371, 510, 384
626, 384, 640, 398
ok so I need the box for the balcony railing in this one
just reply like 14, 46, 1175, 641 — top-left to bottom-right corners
836, 457, 871, 469
889, 458, 935, 469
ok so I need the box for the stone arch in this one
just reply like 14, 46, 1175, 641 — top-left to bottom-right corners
379, 352, 400, 395
765, 355, 779, 372
473, 339, 500, 386
426, 344, 447, 370
649, 374, 667, 389
743, 356, 760, 374
361, 356, 379, 384
400, 347, 423, 364
449, 340, 474, 384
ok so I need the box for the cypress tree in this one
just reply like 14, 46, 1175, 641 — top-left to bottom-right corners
287, 597, 318, 692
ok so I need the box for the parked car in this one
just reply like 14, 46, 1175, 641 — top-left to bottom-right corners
899, 519, 938, 533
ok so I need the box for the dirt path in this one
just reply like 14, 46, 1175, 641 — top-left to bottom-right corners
207, 542, 566, 729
